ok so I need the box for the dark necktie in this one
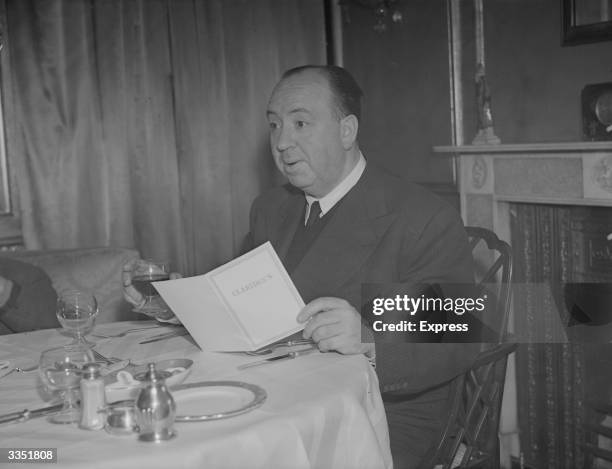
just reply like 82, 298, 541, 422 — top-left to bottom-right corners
305, 201, 322, 229
284, 200, 327, 274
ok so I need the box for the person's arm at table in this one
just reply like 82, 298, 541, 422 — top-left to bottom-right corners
299, 205, 479, 394
374, 205, 479, 393
0, 260, 59, 334
299, 297, 373, 356
122, 260, 182, 323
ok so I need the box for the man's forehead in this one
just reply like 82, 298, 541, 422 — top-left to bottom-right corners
267, 71, 332, 114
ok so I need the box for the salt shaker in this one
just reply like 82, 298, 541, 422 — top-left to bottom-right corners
135, 363, 176, 442
80, 362, 106, 430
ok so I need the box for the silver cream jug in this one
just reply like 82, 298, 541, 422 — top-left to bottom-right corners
135, 363, 176, 442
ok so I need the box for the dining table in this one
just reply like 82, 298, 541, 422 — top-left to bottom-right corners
0, 321, 392, 469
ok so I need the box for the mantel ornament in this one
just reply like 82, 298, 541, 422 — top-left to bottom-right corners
471, 155, 488, 190
471, 65, 500, 146
582, 82, 612, 141
471, 0, 500, 146
593, 155, 612, 194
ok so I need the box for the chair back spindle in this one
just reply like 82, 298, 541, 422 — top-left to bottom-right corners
420, 226, 516, 469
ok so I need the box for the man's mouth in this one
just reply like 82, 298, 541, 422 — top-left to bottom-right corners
283, 160, 301, 168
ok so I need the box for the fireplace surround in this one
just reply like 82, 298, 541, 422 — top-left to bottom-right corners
434, 141, 612, 467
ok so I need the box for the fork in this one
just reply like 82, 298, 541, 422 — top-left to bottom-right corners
246, 339, 315, 356
91, 349, 124, 366
0, 361, 38, 378
92, 325, 161, 339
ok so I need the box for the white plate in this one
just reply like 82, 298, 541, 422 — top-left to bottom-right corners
173, 381, 267, 422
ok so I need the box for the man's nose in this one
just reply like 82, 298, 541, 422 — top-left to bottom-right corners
275, 125, 294, 152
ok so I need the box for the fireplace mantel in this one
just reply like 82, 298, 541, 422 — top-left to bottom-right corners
434, 141, 612, 154
433, 142, 612, 234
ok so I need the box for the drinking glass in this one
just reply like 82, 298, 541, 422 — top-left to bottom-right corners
56, 291, 98, 346
39, 345, 95, 424
130, 259, 170, 317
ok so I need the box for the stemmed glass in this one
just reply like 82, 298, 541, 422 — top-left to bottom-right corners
56, 291, 98, 347
130, 259, 170, 318
39, 345, 95, 424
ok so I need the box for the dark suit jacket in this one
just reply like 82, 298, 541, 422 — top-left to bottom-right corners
247, 163, 478, 466
0, 258, 59, 335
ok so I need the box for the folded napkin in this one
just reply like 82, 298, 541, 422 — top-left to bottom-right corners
107, 370, 140, 390
106, 366, 186, 392
105, 370, 142, 402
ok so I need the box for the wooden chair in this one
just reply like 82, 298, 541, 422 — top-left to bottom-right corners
584, 400, 612, 468
420, 226, 516, 469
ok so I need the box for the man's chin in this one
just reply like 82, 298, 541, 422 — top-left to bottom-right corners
285, 174, 312, 191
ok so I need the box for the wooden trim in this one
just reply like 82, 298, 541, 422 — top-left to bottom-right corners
433, 142, 612, 154
0, 0, 23, 247
327, 0, 344, 66
494, 195, 612, 208
446, 0, 463, 148
561, 0, 612, 46
0, 0, 13, 214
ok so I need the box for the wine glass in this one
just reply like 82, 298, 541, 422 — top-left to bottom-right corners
56, 290, 98, 346
130, 259, 170, 318
39, 345, 95, 424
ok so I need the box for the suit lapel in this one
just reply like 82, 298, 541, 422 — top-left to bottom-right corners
291, 165, 396, 301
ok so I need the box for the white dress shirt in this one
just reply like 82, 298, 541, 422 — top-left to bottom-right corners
303, 153, 367, 225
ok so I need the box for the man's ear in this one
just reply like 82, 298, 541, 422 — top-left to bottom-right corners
339, 115, 358, 149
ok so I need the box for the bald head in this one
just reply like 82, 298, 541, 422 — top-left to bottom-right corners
280, 65, 363, 123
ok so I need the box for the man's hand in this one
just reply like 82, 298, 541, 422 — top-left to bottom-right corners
298, 297, 373, 356
122, 260, 182, 323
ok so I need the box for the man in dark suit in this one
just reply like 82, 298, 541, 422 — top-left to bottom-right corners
125, 64, 478, 467
0, 258, 59, 334
247, 65, 478, 467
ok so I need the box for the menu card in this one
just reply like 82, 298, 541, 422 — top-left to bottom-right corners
152, 242, 305, 352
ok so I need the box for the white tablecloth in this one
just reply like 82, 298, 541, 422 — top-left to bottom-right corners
0, 322, 392, 469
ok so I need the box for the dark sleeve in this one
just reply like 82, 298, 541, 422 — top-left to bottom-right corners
374, 205, 480, 394
0, 259, 59, 334
240, 232, 255, 256
241, 195, 266, 255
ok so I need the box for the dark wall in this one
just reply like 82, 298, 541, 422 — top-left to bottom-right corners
485, 0, 612, 143
342, 0, 454, 187
342, 0, 612, 179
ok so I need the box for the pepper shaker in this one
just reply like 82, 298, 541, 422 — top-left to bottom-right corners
135, 363, 176, 442
80, 362, 106, 430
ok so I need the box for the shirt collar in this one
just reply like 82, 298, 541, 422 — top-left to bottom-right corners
304, 153, 366, 223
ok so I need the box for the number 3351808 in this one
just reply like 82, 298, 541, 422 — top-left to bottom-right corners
4, 448, 56, 462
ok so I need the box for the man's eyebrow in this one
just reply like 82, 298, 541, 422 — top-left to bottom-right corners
288, 107, 312, 115
266, 107, 312, 118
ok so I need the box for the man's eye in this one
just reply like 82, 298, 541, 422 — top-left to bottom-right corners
269, 122, 279, 130
296, 120, 307, 129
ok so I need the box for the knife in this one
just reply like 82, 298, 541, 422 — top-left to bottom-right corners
139, 329, 189, 344
237, 346, 317, 370
0, 403, 64, 425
